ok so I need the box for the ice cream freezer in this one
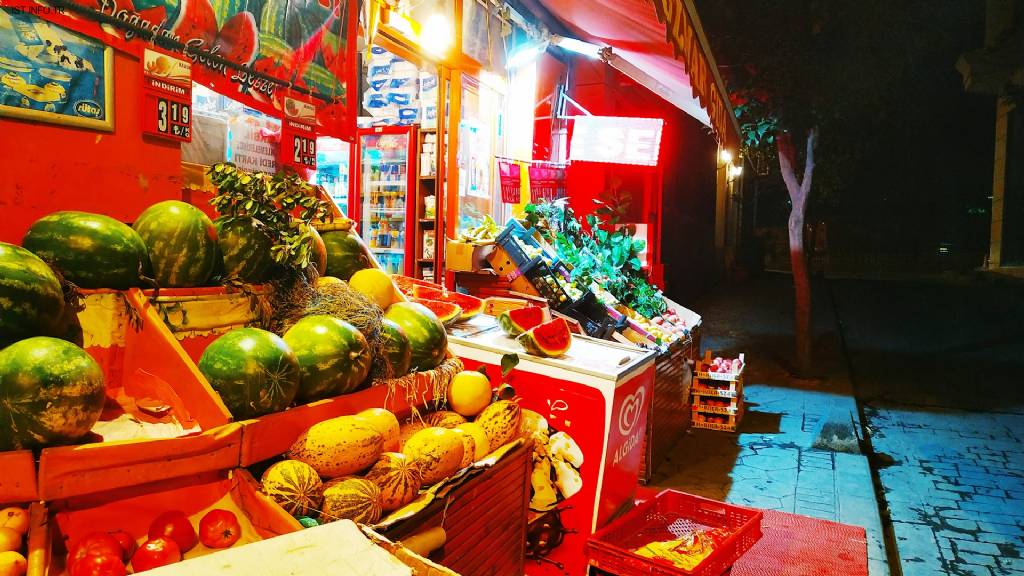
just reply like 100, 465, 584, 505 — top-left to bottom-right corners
447, 317, 657, 576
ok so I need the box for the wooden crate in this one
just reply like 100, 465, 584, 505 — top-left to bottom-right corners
639, 338, 693, 484
378, 443, 531, 576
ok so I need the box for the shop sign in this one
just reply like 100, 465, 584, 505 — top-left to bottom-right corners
279, 96, 317, 170
569, 116, 664, 167
141, 49, 192, 142
229, 115, 279, 173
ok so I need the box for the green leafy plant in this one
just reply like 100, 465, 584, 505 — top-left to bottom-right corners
524, 193, 667, 318
208, 163, 333, 271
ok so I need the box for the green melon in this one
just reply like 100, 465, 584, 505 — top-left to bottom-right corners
282, 315, 371, 402
214, 216, 273, 283
133, 201, 218, 287
383, 302, 447, 372
379, 319, 412, 378
322, 231, 371, 281
198, 327, 300, 419
0, 336, 105, 451
22, 211, 150, 289
0, 242, 65, 348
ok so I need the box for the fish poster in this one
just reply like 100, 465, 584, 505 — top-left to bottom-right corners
24, 0, 357, 135
0, 7, 112, 130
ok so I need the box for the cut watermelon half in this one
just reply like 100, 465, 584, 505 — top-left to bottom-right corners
517, 317, 572, 357
412, 298, 463, 326
393, 275, 442, 295
498, 306, 546, 336
411, 286, 484, 320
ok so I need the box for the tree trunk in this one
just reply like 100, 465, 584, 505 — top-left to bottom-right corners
777, 129, 817, 375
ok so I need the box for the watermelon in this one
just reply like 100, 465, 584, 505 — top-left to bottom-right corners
321, 231, 371, 281
22, 211, 150, 289
0, 242, 65, 348
364, 452, 422, 512
384, 302, 448, 371
411, 298, 462, 326
307, 225, 328, 275
198, 327, 300, 419
411, 286, 484, 320
379, 319, 412, 378
133, 200, 218, 287
282, 315, 371, 402
0, 336, 105, 451
517, 318, 572, 358
214, 216, 273, 283
392, 275, 441, 295
498, 306, 546, 336
260, 459, 323, 517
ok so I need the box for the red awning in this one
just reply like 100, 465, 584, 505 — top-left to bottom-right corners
541, 0, 740, 151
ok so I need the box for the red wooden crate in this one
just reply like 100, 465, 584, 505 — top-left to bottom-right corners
587, 490, 762, 576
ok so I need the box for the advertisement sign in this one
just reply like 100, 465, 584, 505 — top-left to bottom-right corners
229, 114, 278, 173
569, 116, 664, 167
27, 0, 356, 135
0, 7, 113, 130
279, 95, 316, 170
141, 48, 191, 141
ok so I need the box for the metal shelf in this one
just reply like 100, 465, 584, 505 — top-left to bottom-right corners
370, 248, 405, 254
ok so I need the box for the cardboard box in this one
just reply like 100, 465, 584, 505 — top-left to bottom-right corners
445, 240, 494, 272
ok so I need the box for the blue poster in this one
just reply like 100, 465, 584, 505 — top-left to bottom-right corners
0, 7, 113, 130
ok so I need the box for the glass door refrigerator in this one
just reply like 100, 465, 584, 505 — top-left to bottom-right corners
352, 126, 417, 275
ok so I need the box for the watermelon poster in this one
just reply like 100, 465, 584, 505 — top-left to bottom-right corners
14, 0, 356, 134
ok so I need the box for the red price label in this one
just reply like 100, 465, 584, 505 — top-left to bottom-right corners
144, 93, 192, 141
141, 49, 192, 142
280, 118, 317, 171
291, 134, 316, 168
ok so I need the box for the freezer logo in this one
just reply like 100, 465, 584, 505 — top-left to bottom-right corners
617, 387, 645, 436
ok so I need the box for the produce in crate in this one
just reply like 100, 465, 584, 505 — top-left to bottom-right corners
320, 478, 382, 524
705, 356, 744, 374
0, 242, 66, 348
0, 507, 28, 576
260, 459, 324, 517
423, 410, 467, 429
378, 319, 412, 378
348, 268, 398, 310
288, 415, 384, 478
283, 315, 372, 401
517, 317, 572, 358
452, 429, 477, 468
410, 298, 462, 326
148, 510, 198, 553
497, 306, 546, 337
133, 200, 218, 288
447, 370, 493, 417
0, 336, 105, 451
364, 452, 422, 512
107, 530, 136, 561
397, 420, 426, 450
452, 422, 489, 460
198, 328, 301, 419
67, 531, 128, 576
352, 408, 401, 452
213, 216, 274, 283
70, 553, 126, 576
383, 302, 448, 371
321, 231, 372, 281
0, 551, 26, 576
22, 211, 150, 289
131, 536, 181, 572
0, 510, 27, 536
456, 215, 499, 244
475, 400, 522, 450
401, 427, 465, 485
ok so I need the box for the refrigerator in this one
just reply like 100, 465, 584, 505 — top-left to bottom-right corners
447, 316, 657, 576
352, 126, 417, 275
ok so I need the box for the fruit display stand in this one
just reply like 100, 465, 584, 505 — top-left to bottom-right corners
32, 468, 299, 576
446, 316, 656, 576
37, 289, 240, 501
373, 441, 531, 576
0, 451, 38, 503
690, 352, 745, 433
638, 337, 694, 484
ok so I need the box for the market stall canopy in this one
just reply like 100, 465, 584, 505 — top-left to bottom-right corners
538, 0, 741, 151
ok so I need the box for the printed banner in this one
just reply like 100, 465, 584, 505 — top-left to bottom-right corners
6, 0, 356, 135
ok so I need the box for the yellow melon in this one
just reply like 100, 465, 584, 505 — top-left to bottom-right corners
288, 415, 383, 479
453, 422, 489, 461
320, 478, 382, 525
348, 268, 398, 310
398, 420, 427, 450
401, 427, 464, 485
424, 410, 467, 429
354, 408, 401, 452
475, 400, 521, 450
365, 452, 422, 512
448, 370, 492, 417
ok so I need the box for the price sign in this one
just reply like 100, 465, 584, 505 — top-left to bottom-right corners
141, 49, 192, 143
279, 96, 318, 171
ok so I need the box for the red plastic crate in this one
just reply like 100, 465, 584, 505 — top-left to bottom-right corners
587, 490, 763, 576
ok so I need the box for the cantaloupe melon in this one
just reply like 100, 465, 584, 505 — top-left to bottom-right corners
354, 408, 400, 452
320, 478, 381, 525
401, 427, 464, 485
288, 416, 383, 479
475, 400, 521, 450
260, 459, 324, 517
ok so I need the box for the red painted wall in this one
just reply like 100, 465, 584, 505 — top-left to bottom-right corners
0, 50, 183, 244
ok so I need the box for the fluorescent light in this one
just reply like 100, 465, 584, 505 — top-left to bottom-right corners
730, 164, 743, 178
420, 13, 453, 56
508, 44, 542, 69
552, 35, 602, 58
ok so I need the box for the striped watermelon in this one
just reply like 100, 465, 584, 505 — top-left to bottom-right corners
213, 216, 273, 283
379, 319, 412, 378
197, 328, 300, 419
22, 211, 150, 289
260, 459, 324, 517
320, 478, 382, 524
282, 315, 371, 402
0, 336, 105, 451
133, 201, 218, 287
0, 242, 65, 348
364, 452, 422, 512
383, 302, 448, 372
321, 231, 371, 281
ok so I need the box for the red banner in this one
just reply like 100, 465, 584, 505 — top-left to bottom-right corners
11, 0, 356, 136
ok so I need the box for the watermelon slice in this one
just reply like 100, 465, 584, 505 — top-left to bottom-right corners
393, 275, 442, 295
412, 298, 463, 327
412, 286, 484, 320
498, 306, 546, 336
517, 318, 572, 357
